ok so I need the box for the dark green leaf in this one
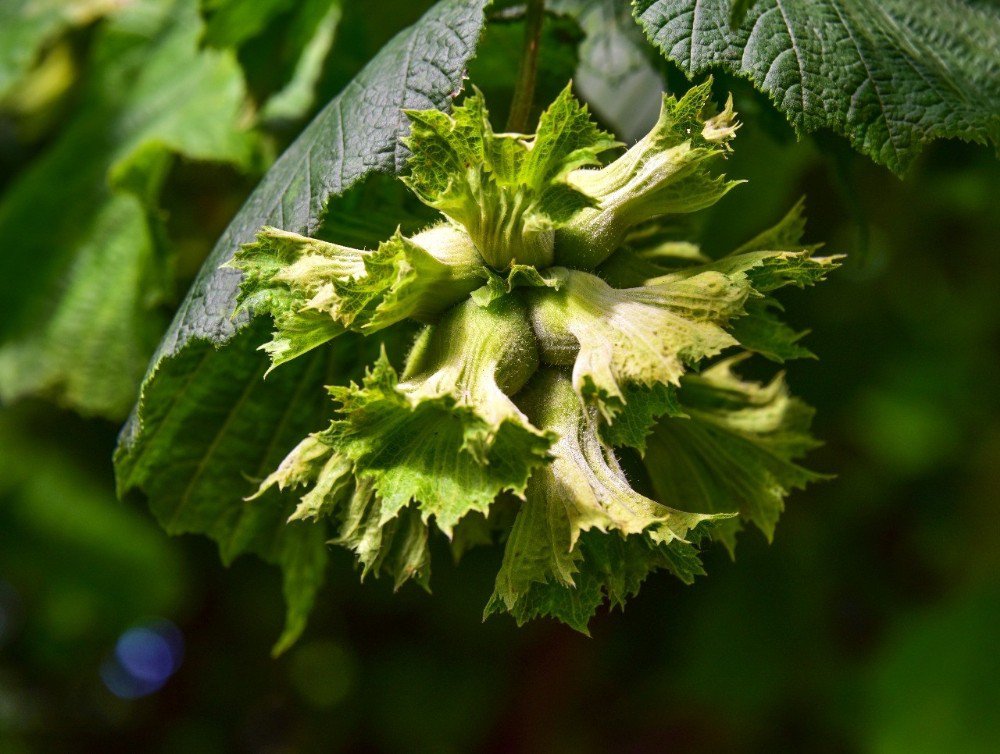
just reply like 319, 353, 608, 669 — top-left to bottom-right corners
115, 0, 491, 649
633, 0, 1000, 173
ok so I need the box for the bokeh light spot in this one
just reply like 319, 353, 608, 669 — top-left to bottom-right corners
101, 619, 184, 699
116, 628, 174, 683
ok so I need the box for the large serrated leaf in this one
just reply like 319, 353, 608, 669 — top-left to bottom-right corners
115, 0, 490, 651
633, 0, 1000, 174
154, 0, 489, 353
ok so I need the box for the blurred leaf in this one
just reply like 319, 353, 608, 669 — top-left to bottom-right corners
115, 0, 491, 650
0, 0, 115, 98
0, 0, 260, 418
548, 0, 664, 141
202, 0, 344, 126
549, 0, 650, 83
259, 2, 342, 125
0, 39, 76, 136
200, 0, 294, 48
633, 0, 1000, 173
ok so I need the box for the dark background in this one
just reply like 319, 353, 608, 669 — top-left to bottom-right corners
2, 1, 998, 751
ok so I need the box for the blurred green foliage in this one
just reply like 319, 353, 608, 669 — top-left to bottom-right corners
1, 0, 998, 751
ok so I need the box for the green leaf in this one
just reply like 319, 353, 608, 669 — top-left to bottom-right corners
644, 355, 825, 553
487, 369, 714, 630
470, 262, 563, 307
724, 200, 824, 362
555, 79, 740, 268
729, 299, 815, 363
402, 84, 619, 268
633, 0, 1000, 174
116, 0, 490, 648
650, 202, 840, 363
117, 321, 344, 654
0, 196, 165, 418
599, 382, 683, 453
0, 0, 115, 98
337, 225, 485, 332
528, 237, 835, 451
525, 83, 621, 183
324, 298, 553, 536
0, 0, 259, 418
667, 248, 839, 293
448, 508, 503, 562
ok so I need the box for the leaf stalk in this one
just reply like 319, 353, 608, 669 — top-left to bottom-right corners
506, 0, 545, 133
